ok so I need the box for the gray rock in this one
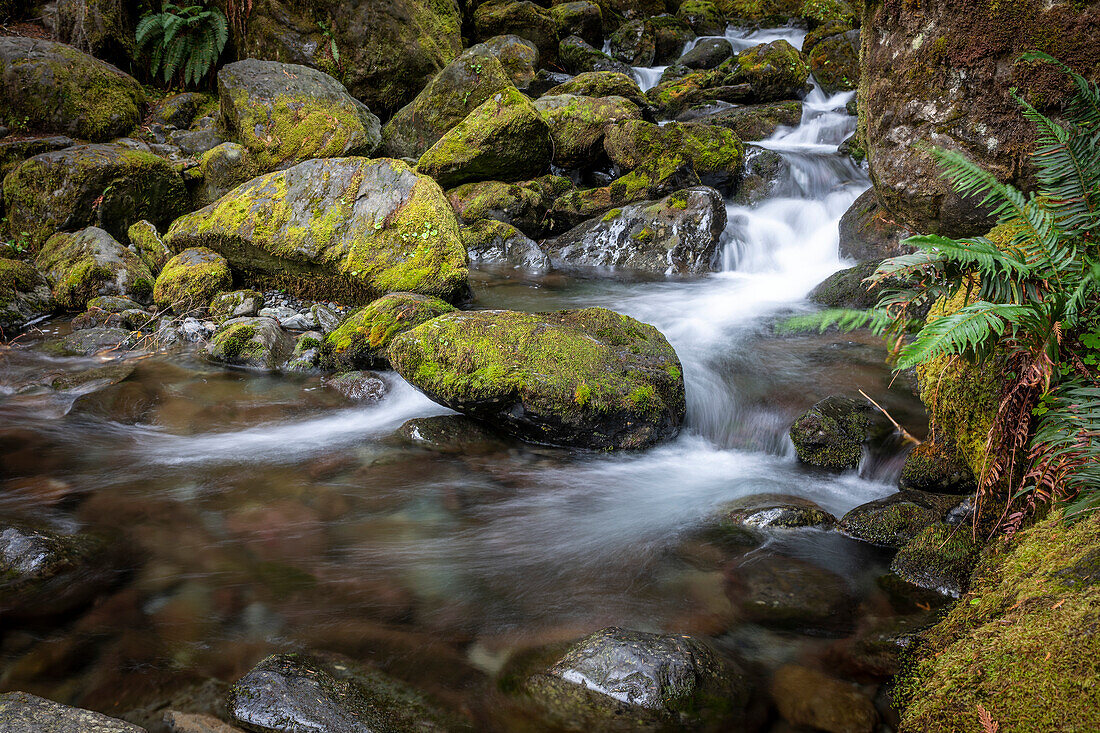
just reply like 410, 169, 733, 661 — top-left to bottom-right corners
839, 188, 912, 262
0, 691, 144, 732
839, 490, 964, 548
718, 493, 836, 531
35, 226, 155, 310
205, 317, 294, 371
280, 312, 318, 331
310, 303, 341, 333
209, 290, 264, 322
726, 554, 856, 634
324, 371, 387, 401
559, 35, 636, 77
168, 129, 227, 157
0, 134, 76, 178
47, 326, 136, 356
0, 258, 53, 335
460, 220, 550, 273
679, 38, 733, 69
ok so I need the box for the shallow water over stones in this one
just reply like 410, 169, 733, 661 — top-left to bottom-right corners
0, 26, 934, 733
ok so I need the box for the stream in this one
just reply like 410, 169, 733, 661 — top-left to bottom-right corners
0, 26, 936, 732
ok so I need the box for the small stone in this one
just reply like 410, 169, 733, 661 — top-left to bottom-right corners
770, 665, 878, 733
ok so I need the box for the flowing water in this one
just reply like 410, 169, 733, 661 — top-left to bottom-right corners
0, 26, 937, 731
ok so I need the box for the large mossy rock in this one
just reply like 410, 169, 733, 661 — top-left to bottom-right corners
0, 134, 76, 179
3, 143, 187, 251
152, 247, 232, 314
163, 157, 469, 304
726, 39, 811, 102
891, 523, 978, 598
894, 511, 1100, 731
603, 119, 744, 193
381, 46, 514, 160
838, 188, 911, 262
545, 71, 651, 111
690, 100, 802, 141
559, 35, 636, 77
839, 490, 962, 548
35, 227, 154, 310
479, 34, 541, 90
808, 28, 860, 94
0, 258, 53, 334
206, 316, 293, 371
217, 59, 381, 171
545, 186, 726, 275
236, 0, 462, 119
0, 692, 142, 733
550, 1, 604, 47
858, 0, 1100, 236
446, 175, 574, 236
323, 291, 455, 371
461, 219, 550, 272
609, 19, 656, 67
417, 86, 553, 188
677, 0, 727, 35
523, 627, 751, 730
473, 0, 559, 64
388, 307, 686, 450
0, 36, 144, 141
226, 652, 459, 733
533, 94, 643, 169
899, 440, 977, 495
788, 395, 875, 470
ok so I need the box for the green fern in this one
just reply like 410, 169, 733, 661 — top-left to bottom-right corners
136, 3, 228, 88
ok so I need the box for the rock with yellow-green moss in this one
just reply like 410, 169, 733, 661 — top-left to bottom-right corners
460, 220, 550, 272
891, 523, 978, 598
839, 490, 964, 548
446, 175, 575, 236
719, 0, 802, 26
788, 395, 875, 470
163, 157, 469, 304
0, 257, 53, 334
417, 86, 553, 188
388, 307, 686, 450
544, 71, 652, 112
687, 100, 802, 141
217, 60, 380, 172
126, 220, 170, 275
153, 247, 232, 315
534, 94, 643, 170
559, 35, 636, 77
323, 292, 455, 371
808, 28, 860, 93
645, 68, 753, 118
473, 1, 559, 64
550, 156, 702, 227
727, 40, 812, 102
209, 289, 264, 322
545, 186, 726, 275
186, 143, 260, 208
678, 1, 727, 35
3, 143, 187, 250
604, 119, 745, 194
0, 37, 144, 142
206, 316, 294, 371
610, 19, 656, 67
479, 35, 540, 90
549, 1, 603, 47
381, 47, 514, 160
899, 440, 976, 495
34, 227, 154, 310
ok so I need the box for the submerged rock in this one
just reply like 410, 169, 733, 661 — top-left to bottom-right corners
0, 258, 53, 335
0, 691, 143, 732
545, 186, 726, 275
323, 292, 455, 371
205, 317, 293, 371
153, 248, 232, 315
35, 227, 154, 310
839, 490, 963, 548
396, 415, 508, 455
524, 627, 750, 730
388, 307, 686, 450
164, 157, 469, 304
460, 220, 550, 273
770, 665, 878, 733
726, 554, 856, 634
217, 59, 381, 171
788, 395, 875, 471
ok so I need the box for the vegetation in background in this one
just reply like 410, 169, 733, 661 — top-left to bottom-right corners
785, 52, 1100, 524
136, 2, 228, 87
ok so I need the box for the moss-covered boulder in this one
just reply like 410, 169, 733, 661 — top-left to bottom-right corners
649, 16, 696, 65
125, 220, 170, 275
473, 0, 559, 64
216, 59, 381, 171
479, 34, 540, 90
149, 91, 209, 129
727, 39, 812, 102
808, 260, 885, 309
381, 46, 514, 160
153, 247, 232, 315
894, 511, 1100, 731
389, 307, 686, 450
720, 0, 803, 26
0, 135, 76, 179
545, 71, 651, 112
788, 394, 874, 470
523, 627, 750, 730
688, 100, 802, 140
838, 187, 912, 262
679, 38, 734, 71
609, 19, 656, 67
323, 292, 455, 371
461, 219, 550, 273
839, 490, 963, 548
891, 523, 978, 598
534, 94, 643, 169
163, 157, 469, 304
0, 36, 144, 141
446, 175, 575, 236
678, 0, 727, 35
718, 493, 836, 532
604, 119, 745, 194
227, 652, 461, 732
645, 68, 754, 119
34, 227, 154, 310
770, 665, 878, 733
808, 28, 859, 94
546, 186, 726, 275
209, 289, 264, 322
0, 258, 53, 335
559, 35, 636, 77
550, 1, 604, 47
417, 86, 553, 188
3, 142, 187, 251
206, 316, 293, 371
899, 440, 977, 495
185, 142, 259, 208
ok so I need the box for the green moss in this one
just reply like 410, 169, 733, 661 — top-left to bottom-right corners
894, 511, 1100, 732
34, 228, 154, 310
217, 323, 261, 360
322, 291, 455, 370
153, 247, 233, 314
126, 220, 170, 275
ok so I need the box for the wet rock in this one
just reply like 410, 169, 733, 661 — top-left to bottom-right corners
163, 711, 242, 733
689, 100, 802, 141
0, 134, 76, 178
524, 627, 750, 730
544, 71, 651, 113
209, 290, 264, 322
205, 317, 294, 371
48, 326, 136, 356
0, 37, 144, 142
4, 142, 187, 250
479, 34, 540, 90
153, 248, 232, 315
808, 260, 884, 309
324, 371, 387, 402
725, 554, 856, 634
545, 186, 726, 275
0, 691, 144, 732
225, 652, 458, 733
461, 220, 550, 273
891, 523, 978, 598
0, 521, 125, 620
550, 1, 604, 47
311, 303, 341, 334
473, 1, 559, 65
788, 395, 875, 471
533, 94, 643, 170
645, 69, 754, 119
323, 292, 456, 371
559, 35, 635, 77
728, 40, 812, 102
284, 331, 323, 373
650, 16, 696, 65
381, 46, 513, 160
839, 490, 963, 548
150, 92, 208, 129
679, 38, 733, 70
770, 665, 878, 733
838, 188, 912, 262
0, 258, 53, 335
733, 146, 787, 205
417, 86, 553, 188
388, 307, 686, 450
677, 0, 727, 35
609, 19, 655, 67
164, 157, 469, 304
899, 440, 977, 495
447, 175, 574, 237
808, 28, 860, 94
51, 364, 135, 396
603, 119, 744, 194
126, 220, 171, 275
396, 415, 508, 455
718, 493, 836, 531
825, 614, 926, 678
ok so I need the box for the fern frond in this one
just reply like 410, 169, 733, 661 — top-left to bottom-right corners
895, 301, 1029, 369
1019, 51, 1100, 129
779, 307, 914, 337
1024, 381, 1100, 517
